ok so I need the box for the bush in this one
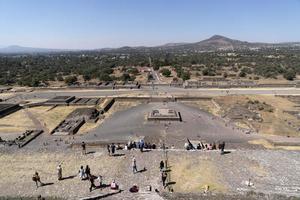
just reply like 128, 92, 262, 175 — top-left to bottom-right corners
99, 73, 112, 81
160, 68, 171, 77
181, 71, 190, 81
283, 69, 296, 81
64, 76, 77, 85
153, 65, 160, 70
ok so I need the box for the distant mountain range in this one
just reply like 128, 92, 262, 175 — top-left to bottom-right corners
1, 35, 300, 54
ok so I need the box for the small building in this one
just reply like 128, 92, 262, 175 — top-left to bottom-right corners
45, 96, 75, 105
51, 108, 100, 136
148, 109, 181, 121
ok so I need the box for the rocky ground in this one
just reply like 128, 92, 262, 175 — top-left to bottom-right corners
0, 146, 300, 200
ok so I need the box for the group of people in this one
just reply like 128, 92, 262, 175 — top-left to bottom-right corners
107, 143, 125, 155
106, 140, 157, 154
125, 140, 157, 152
32, 164, 63, 189
185, 141, 226, 154
159, 160, 168, 188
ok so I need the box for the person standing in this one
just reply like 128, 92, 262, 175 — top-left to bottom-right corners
111, 143, 115, 156
132, 156, 138, 174
221, 141, 225, 155
85, 165, 91, 178
81, 142, 86, 155
32, 172, 43, 188
97, 175, 103, 188
79, 166, 85, 180
57, 164, 62, 180
159, 160, 164, 172
161, 172, 167, 188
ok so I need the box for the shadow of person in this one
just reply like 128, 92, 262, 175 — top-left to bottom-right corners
61, 175, 77, 181
137, 167, 147, 173
112, 153, 125, 157
41, 182, 54, 187
166, 181, 176, 186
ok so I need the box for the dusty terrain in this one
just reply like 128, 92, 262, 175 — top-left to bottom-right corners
0, 109, 35, 134
1, 93, 300, 199
187, 95, 299, 137
0, 148, 300, 199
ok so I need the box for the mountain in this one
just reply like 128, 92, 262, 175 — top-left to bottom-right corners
0, 45, 71, 54
100, 35, 300, 53
193, 35, 254, 50
155, 35, 299, 51
1, 35, 300, 54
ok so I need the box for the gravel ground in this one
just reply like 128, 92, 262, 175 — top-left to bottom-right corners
82, 102, 259, 148
0, 148, 300, 199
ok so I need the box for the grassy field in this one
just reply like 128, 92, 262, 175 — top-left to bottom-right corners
0, 110, 35, 133
28, 106, 91, 132
169, 154, 227, 193
215, 95, 299, 137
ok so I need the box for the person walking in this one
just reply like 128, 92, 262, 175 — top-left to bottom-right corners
89, 176, 96, 192
161, 171, 167, 188
97, 175, 103, 188
81, 142, 86, 155
32, 172, 43, 188
220, 141, 225, 155
132, 156, 138, 174
57, 164, 62, 180
79, 166, 85, 180
85, 165, 91, 177
159, 160, 164, 172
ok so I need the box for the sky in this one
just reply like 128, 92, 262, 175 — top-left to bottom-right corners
0, 0, 300, 49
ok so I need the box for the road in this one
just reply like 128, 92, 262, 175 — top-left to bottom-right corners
5, 86, 300, 102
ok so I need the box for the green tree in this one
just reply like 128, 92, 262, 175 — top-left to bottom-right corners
283, 69, 296, 81
64, 76, 78, 85
160, 68, 171, 77
181, 71, 190, 81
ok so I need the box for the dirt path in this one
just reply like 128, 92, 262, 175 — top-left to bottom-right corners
24, 108, 48, 133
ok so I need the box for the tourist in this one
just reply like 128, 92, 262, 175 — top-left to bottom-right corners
116, 143, 122, 150
110, 179, 119, 190
57, 164, 62, 181
197, 143, 201, 150
220, 141, 225, 155
204, 144, 208, 150
107, 144, 111, 156
124, 144, 128, 150
132, 156, 138, 174
129, 185, 139, 193
161, 172, 167, 188
159, 160, 164, 171
81, 142, 86, 155
212, 142, 216, 150
139, 139, 144, 152
111, 143, 116, 155
184, 143, 189, 150
97, 175, 103, 187
89, 176, 96, 192
32, 172, 43, 188
152, 143, 156, 149
79, 166, 85, 180
85, 165, 91, 177
127, 141, 132, 150
218, 142, 222, 150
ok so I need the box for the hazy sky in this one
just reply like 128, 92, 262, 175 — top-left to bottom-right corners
0, 0, 300, 49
